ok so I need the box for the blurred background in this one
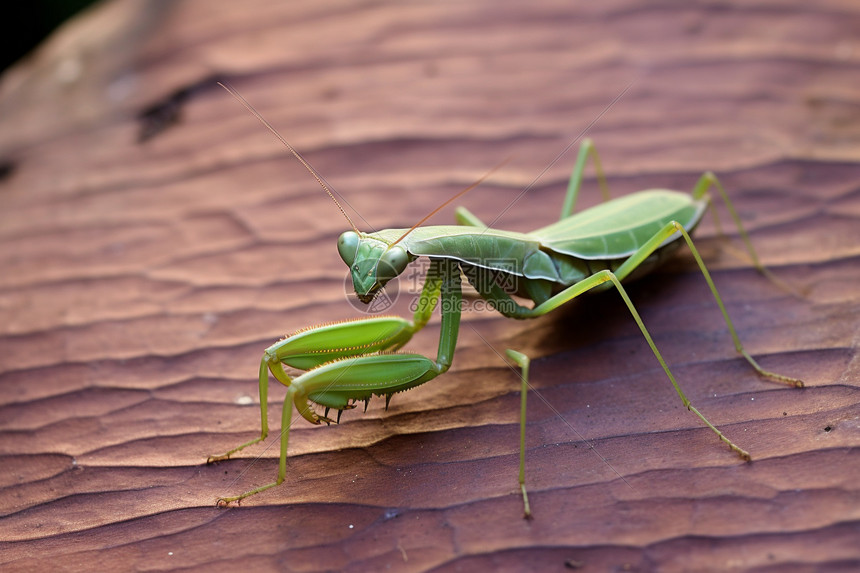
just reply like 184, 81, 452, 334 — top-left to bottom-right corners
0, 0, 98, 72
1, 1, 857, 570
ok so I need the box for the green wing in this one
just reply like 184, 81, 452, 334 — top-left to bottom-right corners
530, 190, 708, 260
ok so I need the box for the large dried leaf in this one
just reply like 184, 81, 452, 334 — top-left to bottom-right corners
1, 1, 858, 571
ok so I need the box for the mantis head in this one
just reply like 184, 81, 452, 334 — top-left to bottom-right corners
337, 231, 414, 303
332, 160, 503, 304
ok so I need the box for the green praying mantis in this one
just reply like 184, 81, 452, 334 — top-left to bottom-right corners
207, 85, 803, 516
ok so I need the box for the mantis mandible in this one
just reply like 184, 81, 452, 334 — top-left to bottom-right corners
208, 84, 803, 516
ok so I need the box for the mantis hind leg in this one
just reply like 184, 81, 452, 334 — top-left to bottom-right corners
691, 172, 796, 293
650, 222, 804, 388
558, 138, 611, 219
691, 172, 759, 266
455, 205, 488, 227
478, 220, 802, 461
524, 221, 802, 388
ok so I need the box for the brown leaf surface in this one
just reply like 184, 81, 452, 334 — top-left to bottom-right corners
1, 1, 859, 571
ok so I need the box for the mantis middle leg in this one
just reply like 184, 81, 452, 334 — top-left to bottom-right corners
454, 138, 611, 227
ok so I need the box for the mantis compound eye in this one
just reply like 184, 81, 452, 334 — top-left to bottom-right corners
337, 231, 360, 267
375, 245, 410, 284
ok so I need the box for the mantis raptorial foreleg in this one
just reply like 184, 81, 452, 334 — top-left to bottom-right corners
206, 316, 415, 462
209, 259, 462, 506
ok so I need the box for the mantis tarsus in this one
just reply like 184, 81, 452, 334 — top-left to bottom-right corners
208, 84, 803, 516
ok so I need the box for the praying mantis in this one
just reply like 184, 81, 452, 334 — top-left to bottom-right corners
207, 85, 803, 516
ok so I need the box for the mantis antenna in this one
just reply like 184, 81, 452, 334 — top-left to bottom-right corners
218, 82, 360, 234
389, 158, 510, 247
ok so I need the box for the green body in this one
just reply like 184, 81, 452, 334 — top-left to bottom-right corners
209, 139, 801, 514
362, 189, 707, 305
